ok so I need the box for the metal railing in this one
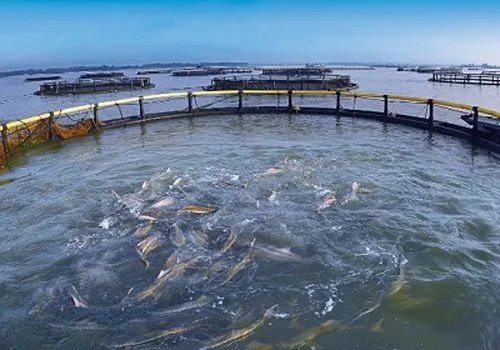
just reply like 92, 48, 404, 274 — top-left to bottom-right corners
1, 90, 499, 166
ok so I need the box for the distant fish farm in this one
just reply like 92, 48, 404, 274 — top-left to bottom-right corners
260, 66, 332, 75
24, 75, 61, 82
172, 67, 252, 76
136, 69, 172, 75
430, 71, 500, 86
34, 75, 154, 96
206, 74, 358, 91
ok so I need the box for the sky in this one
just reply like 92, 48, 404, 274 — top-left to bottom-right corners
0, 0, 499, 70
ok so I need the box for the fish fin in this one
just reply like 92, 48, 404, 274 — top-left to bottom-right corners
370, 317, 385, 333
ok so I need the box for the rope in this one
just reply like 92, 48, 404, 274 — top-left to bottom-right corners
116, 103, 124, 119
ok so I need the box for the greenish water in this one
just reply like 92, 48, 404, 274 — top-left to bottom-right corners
0, 114, 498, 349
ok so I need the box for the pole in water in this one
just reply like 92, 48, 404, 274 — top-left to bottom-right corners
139, 96, 145, 120
472, 106, 479, 139
48, 112, 55, 140
383, 94, 389, 118
288, 90, 293, 111
93, 103, 99, 124
187, 92, 193, 113
238, 90, 243, 111
336, 90, 341, 115
1, 123, 9, 160
427, 99, 434, 130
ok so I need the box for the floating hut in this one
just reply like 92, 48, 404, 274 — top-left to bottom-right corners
205, 74, 358, 91
34, 76, 154, 96
430, 71, 500, 86
25, 75, 61, 82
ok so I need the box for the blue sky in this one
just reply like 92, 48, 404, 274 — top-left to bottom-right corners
0, 0, 499, 69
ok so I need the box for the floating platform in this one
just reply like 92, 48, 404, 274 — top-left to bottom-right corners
461, 114, 500, 135
34, 77, 154, 96
79, 72, 124, 79
172, 68, 226, 76
205, 74, 358, 91
260, 67, 332, 76
25, 75, 62, 82
137, 69, 172, 75
430, 72, 500, 85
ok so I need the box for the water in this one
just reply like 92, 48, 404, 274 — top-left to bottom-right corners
0, 69, 499, 349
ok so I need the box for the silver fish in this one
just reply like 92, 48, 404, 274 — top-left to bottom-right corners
202, 304, 278, 349
148, 197, 175, 210
70, 285, 88, 308
253, 243, 306, 263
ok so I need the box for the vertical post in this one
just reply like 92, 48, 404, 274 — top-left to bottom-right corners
383, 94, 389, 117
427, 99, 434, 129
187, 92, 193, 113
48, 111, 55, 140
336, 90, 341, 114
1, 123, 9, 160
139, 96, 145, 120
288, 90, 293, 111
472, 106, 479, 139
93, 103, 99, 125
238, 90, 243, 111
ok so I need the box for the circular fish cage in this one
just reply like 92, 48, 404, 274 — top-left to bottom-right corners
1, 91, 499, 350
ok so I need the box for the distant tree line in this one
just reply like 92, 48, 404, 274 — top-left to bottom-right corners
0, 62, 248, 78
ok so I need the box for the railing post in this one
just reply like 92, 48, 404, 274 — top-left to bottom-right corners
427, 99, 434, 129
1, 123, 9, 160
288, 90, 293, 111
139, 96, 145, 120
336, 90, 341, 115
472, 106, 479, 139
383, 94, 389, 117
93, 103, 99, 124
48, 111, 55, 140
238, 90, 243, 111
187, 92, 193, 113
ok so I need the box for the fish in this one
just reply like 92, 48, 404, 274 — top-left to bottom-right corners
148, 197, 175, 210
186, 229, 208, 247
137, 236, 159, 256
280, 319, 349, 349
221, 230, 238, 254
109, 326, 188, 348
153, 295, 212, 317
388, 255, 407, 297
202, 304, 278, 350
133, 223, 153, 238
316, 192, 336, 212
253, 243, 306, 263
70, 285, 88, 308
221, 239, 256, 286
370, 317, 385, 333
178, 205, 217, 215
137, 236, 160, 260
246, 341, 276, 350
171, 223, 186, 247
260, 167, 284, 176
140, 258, 201, 301
137, 214, 157, 222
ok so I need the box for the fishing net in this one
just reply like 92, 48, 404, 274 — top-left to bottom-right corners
52, 119, 95, 140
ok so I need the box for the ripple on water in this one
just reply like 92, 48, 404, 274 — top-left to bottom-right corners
0, 114, 498, 349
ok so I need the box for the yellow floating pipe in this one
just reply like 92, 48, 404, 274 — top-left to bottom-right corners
193, 90, 240, 97
142, 92, 188, 101
242, 90, 289, 95
4, 90, 500, 131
